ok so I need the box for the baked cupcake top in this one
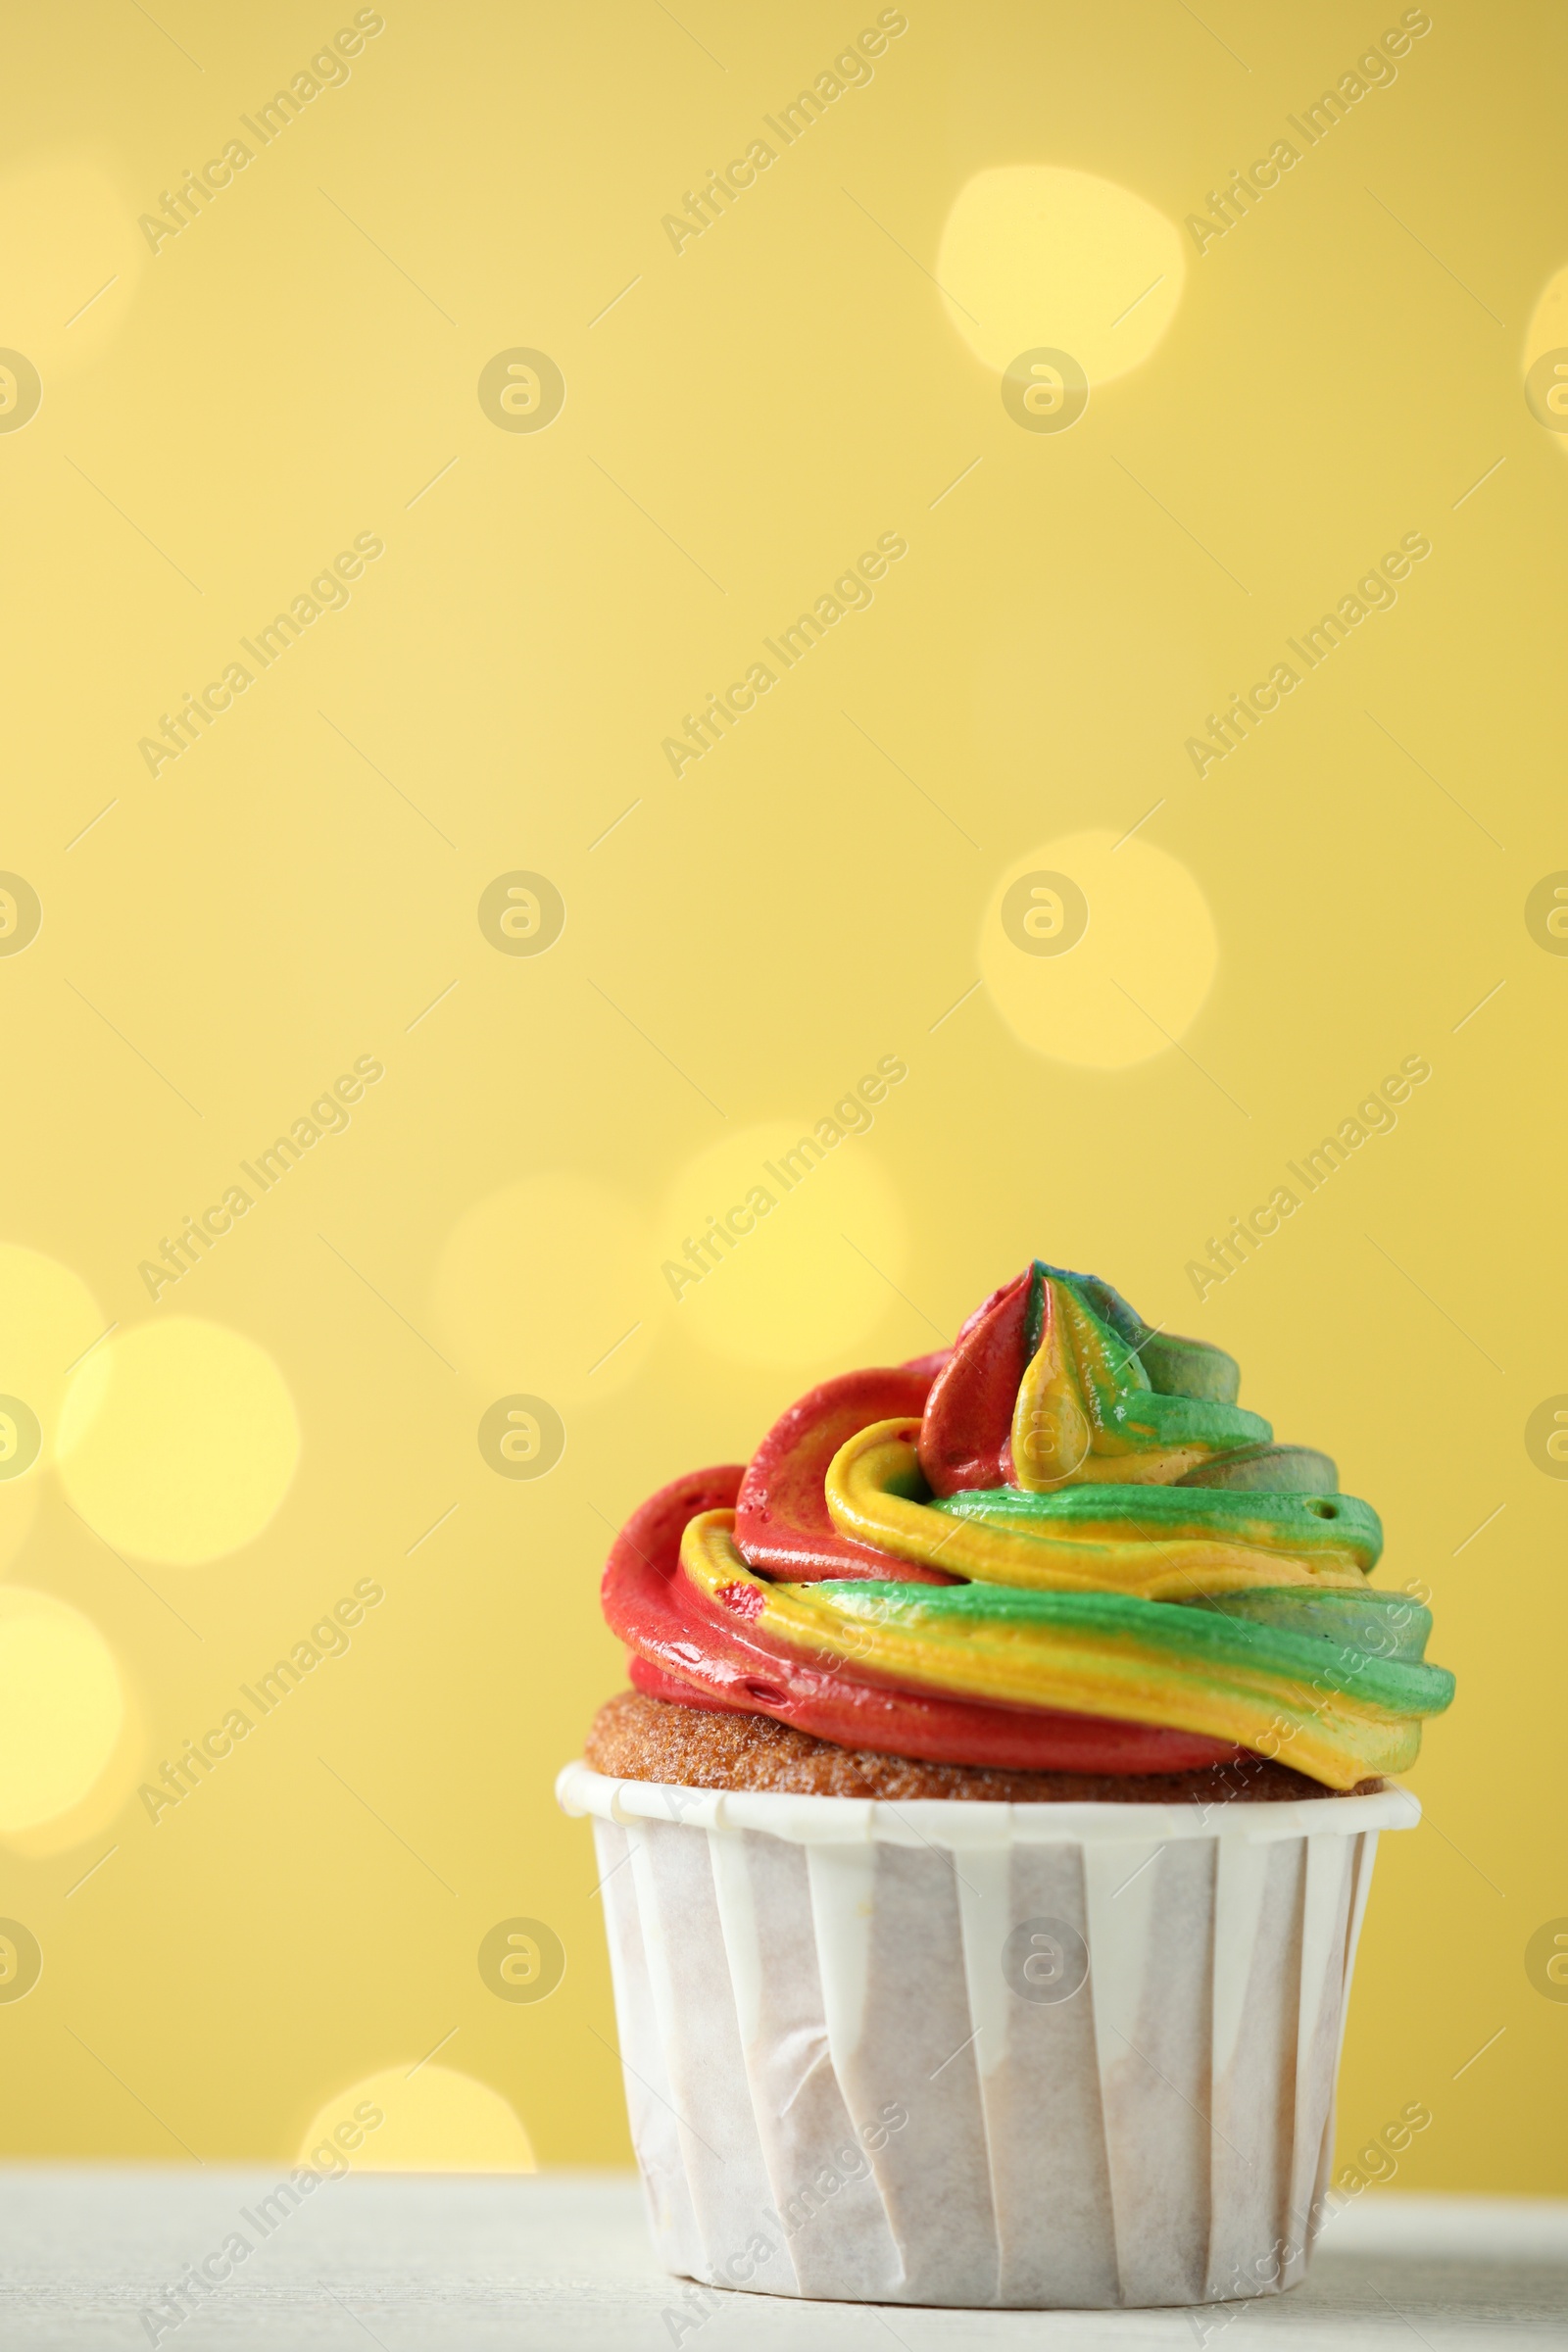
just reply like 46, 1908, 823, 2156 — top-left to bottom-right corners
601, 1262, 1454, 1789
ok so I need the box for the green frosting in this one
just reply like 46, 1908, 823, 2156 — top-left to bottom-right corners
1179, 1586, 1431, 1661
1036, 1262, 1241, 1401
1029, 1262, 1269, 1458
1176, 1444, 1340, 1493
932, 1482, 1384, 1575
811, 1578, 1453, 1718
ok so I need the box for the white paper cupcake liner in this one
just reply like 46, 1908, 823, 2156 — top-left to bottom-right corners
557, 1762, 1413, 2310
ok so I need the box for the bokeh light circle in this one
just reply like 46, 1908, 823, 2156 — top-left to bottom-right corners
980, 829, 1218, 1069
432, 1174, 659, 1408
58, 1319, 300, 1565
300, 2066, 536, 2173
0, 1587, 123, 1834
937, 166, 1185, 382
662, 1120, 908, 1368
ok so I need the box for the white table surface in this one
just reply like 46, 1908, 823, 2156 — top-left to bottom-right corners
0, 2173, 1563, 2349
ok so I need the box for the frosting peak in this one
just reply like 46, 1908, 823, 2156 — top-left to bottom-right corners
923, 1262, 1271, 1494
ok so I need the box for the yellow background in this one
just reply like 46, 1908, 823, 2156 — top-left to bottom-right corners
1, 0, 1563, 2193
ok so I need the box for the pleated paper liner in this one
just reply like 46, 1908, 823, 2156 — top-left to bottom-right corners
558, 1764, 1414, 2309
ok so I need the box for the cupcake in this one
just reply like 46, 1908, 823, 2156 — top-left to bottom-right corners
558, 1262, 1453, 2310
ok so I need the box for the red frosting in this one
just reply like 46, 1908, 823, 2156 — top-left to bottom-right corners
918, 1270, 1036, 1495
734, 1363, 955, 1582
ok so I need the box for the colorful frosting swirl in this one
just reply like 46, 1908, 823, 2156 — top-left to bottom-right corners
601, 1262, 1454, 1788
